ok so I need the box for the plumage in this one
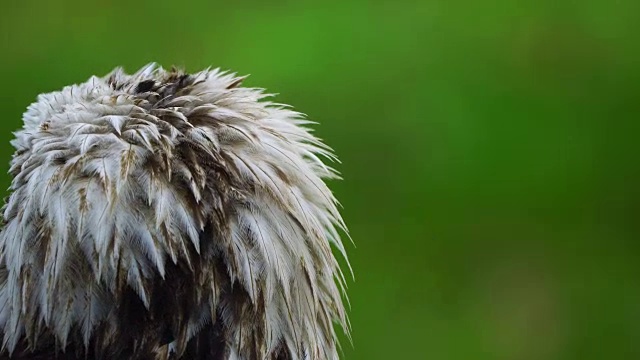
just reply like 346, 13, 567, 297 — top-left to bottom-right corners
0, 64, 350, 359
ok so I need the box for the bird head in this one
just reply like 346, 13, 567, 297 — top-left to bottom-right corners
0, 64, 350, 359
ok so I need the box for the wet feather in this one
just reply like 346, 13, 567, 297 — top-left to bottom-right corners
0, 64, 350, 359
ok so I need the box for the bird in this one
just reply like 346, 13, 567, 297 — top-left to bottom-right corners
0, 64, 350, 359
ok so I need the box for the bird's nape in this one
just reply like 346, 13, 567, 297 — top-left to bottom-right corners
0, 64, 350, 360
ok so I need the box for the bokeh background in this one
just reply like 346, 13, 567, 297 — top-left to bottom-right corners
1, 1, 639, 359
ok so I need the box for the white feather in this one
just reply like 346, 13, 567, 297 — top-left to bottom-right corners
0, 64, 350, 359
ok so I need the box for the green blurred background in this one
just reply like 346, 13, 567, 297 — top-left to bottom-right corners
1, 0, 639, 359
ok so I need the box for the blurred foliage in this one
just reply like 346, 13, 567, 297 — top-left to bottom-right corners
1, 0, 639, 359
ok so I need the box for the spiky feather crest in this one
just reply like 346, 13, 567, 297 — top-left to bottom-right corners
0, 64, 350, 359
